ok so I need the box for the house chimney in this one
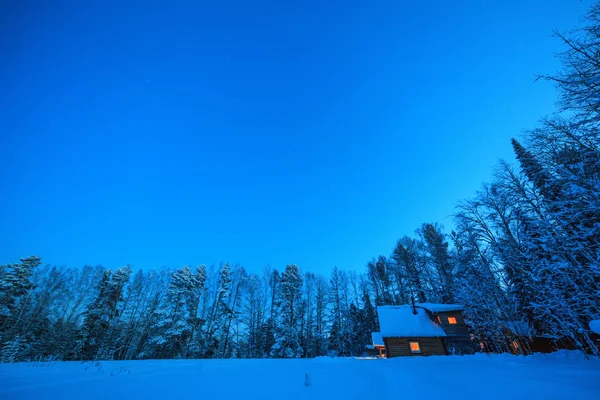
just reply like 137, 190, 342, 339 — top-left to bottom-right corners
411, 295, 417, 315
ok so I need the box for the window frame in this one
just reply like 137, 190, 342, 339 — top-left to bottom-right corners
408, 341, 422, 354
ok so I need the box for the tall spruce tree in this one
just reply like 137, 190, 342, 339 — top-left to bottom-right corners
271, 264, 303, 358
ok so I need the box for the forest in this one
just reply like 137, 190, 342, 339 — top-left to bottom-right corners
1, 4, 599, 362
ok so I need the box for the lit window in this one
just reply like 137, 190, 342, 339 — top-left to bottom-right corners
409, 341, 421, 353
447, 317, 457, 324
513, 341, 519, 349
437, 316, 441, 324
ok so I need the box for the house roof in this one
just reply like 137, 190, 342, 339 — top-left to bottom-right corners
590, 320, 600, 334
371, 332, 384, 347
416, 303, 464, 313
377, 305, 446, 338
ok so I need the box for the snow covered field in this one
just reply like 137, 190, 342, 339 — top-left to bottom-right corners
1, 352, 599, 400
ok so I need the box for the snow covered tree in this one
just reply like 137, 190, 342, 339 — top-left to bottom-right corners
271, 264, 303, 358
148, 265, 207, 359
366, 256, 394, 306
218, 265, 246, 358
391, 238, 428, 303
418, 223, 455, 303
77, 266, 132, 360
451, 220, 514, 353
537, 2, 600, 128
0, 256, 42, 361
313, 274, 329, 356
184, 265, 207, 358
0, 256, 42, 328
327, 266, 353, 356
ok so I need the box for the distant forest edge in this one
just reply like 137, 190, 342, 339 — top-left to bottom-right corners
2, 3, 600, 362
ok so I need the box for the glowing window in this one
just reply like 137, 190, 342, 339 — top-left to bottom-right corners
447, 317, 457, 324
409, 341, 421, 353
437, 316, 441, 324
513, 341, 519, 349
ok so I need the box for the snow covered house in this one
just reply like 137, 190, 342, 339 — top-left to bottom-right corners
368, 332, 385, 357
500, 320, 532, 355
371, 303, 474, 357
496, 319, 598, 355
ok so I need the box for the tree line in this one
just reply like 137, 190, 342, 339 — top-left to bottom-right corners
1, 0, 599, 362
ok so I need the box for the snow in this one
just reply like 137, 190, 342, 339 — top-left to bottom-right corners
417, 303, 464, 312
371, 332, 384, 346
377, 306, 446, 337
590, 319, 600, 334
505, 320, 532, 336
1, 352, 599, 399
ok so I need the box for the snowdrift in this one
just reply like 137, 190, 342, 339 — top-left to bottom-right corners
1, 351, 599, 400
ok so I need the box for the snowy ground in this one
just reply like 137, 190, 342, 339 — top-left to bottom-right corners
1, 351, 599, 399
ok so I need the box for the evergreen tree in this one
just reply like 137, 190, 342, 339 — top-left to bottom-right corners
418, 223, 455, 303
77, 266, 132, 360
0, 256, 42, 361
392, 238, 428, 303
0, 256, 42, 329
270, 264, 303, 358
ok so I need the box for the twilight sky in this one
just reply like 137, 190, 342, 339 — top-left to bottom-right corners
0, 0, 589, 274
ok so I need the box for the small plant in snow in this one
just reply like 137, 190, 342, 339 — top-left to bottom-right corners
82, 360, 104, 374
25, 355, 58, 368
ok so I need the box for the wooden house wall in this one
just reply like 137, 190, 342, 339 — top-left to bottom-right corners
365, 347, 379, 357
433, 311, 470, 336
443, 335, 476, 354
429, 310, 475, 354
385, 337, 446, 357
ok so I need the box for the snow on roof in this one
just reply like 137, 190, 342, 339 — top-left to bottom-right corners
505, 321, 532, 336
590, 320, 600, 334
371, 332, 384, 347
377, 306, 446, 338
416, 303, 464, 312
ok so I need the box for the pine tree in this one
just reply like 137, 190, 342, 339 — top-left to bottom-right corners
392, 238, 428, 303
77, 266, 132, 360
271, 264, 303, 358
0, 256, 42, 360
0, 256, 42, 328
418, 223, 455, 303
184, 265, 207, 358
148, 266, 205, 359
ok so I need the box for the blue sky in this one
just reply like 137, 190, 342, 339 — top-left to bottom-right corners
0, 1, 589, 274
